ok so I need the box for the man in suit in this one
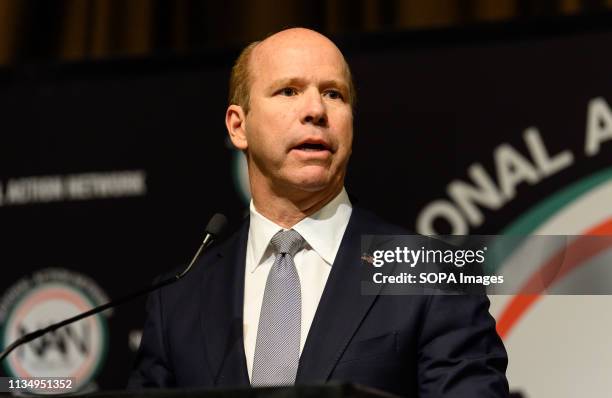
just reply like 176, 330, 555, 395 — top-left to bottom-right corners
129, 27, 509, 397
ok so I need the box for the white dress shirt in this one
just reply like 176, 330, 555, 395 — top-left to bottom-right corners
243, 188, 352, 381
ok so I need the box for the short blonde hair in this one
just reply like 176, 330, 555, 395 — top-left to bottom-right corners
228, 40, 356, 114
228, 41, 260, 114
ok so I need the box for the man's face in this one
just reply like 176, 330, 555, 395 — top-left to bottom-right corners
233, 29, 353, 196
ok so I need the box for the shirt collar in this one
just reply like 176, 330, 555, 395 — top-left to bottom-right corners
248, 188, 353, 273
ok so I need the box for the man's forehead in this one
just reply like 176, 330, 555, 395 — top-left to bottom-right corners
256, 28, 341, 55
249, 29, 349, 82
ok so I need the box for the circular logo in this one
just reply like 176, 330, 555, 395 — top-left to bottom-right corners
488, 168, 612, 397
1, 269, 109, 391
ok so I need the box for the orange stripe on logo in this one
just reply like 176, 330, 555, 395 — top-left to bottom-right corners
496, 218, 612, 339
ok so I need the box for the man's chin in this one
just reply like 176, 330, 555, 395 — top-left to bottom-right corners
296, 183, 329, 193
277, 167, 343, 194
286, 174, 333, 193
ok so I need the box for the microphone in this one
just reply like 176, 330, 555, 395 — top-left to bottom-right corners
0, 213, 228, 362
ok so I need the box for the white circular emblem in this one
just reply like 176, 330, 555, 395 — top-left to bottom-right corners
1, 273, 109, 391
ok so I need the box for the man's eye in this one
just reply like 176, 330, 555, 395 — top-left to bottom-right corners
324, 90, 344, 100
278, 87, 297, 96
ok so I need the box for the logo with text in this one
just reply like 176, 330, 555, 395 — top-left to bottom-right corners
0, 268, 111, 392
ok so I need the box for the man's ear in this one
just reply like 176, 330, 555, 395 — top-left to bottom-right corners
226, 104, 248, 150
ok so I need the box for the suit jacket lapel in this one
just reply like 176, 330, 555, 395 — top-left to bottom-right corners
200, 220, 250, 387
296, 208, 384, 383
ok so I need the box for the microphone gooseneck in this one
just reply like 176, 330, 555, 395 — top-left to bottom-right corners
176, 213, 228, 279
0, 213, 228, 362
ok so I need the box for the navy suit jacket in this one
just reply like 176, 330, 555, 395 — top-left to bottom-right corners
128, 207, 509, 397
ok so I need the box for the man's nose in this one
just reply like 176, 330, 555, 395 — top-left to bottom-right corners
300, 89, 328, 126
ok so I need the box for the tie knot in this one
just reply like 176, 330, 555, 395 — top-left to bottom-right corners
270, 229, 305, 257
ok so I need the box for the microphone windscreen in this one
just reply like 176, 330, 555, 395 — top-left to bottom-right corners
205, 213, 228, 237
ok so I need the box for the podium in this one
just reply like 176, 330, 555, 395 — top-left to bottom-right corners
83, 383, 399, 398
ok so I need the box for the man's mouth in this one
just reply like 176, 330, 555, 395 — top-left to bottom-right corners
292, 138, 333, 153
295, 143, 330, 152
